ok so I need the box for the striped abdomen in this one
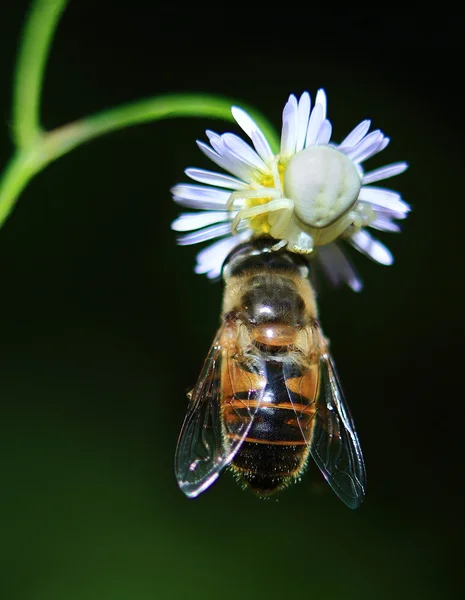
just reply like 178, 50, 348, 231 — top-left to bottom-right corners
222, 352, 319, 495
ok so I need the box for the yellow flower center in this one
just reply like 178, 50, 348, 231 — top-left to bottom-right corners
245, 162, 287, 235
246, 197, 272, 234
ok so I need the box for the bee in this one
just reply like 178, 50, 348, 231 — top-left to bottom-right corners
175, 237, 366, 508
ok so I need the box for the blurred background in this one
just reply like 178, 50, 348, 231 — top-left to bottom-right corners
0, 2, 463, 599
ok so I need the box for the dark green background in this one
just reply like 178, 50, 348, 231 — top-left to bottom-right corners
1, 2, 463, 599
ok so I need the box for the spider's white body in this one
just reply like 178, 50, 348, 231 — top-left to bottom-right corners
230, 145, 374, 254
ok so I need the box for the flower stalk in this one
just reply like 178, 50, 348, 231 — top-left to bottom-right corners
0, 0, 279, 230
12, 0, 68, 149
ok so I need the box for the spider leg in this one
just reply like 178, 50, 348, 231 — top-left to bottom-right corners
269, 198, 294, 237
232, 198, 294, 233
226, 187, 281, 210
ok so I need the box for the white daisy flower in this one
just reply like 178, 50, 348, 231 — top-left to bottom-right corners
171, 89, 409, 290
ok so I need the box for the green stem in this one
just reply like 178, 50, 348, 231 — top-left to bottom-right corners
2, 0, 281, 230
0, 93, 280, 228
12, 0, 69, 148
40, 94, 280, 162
0, 151, 42, 226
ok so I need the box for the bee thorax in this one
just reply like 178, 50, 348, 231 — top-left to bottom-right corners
251, 324, 297, 346
239, 274, 306, 328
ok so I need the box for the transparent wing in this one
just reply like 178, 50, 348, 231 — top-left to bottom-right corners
310, 324, 367, 509
174, 321, 260, 498
281, 357, 320, 447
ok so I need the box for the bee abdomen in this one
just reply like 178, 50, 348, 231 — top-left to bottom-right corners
226, 402, 313, 495
224, 401, 315, 445
222, 358, 317, 495
231, 441, 308, 495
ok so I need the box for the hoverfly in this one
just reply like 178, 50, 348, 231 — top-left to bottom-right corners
175, 238, 366, 508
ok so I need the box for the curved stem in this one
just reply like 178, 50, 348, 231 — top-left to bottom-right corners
0, 151, 42, 225
40, 94, 280, 162
3, 1, 281, 230
12, 0, 69, 148
0, 93, 280, 228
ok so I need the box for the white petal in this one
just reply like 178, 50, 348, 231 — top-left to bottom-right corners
315, 89, 327, 121
280, 120, 292, 159
339, 120, 371, 149
185, 168, 247, 190
214, 143, 260, 182
305, 103, 324, 147
295, 92, 311, 153
196, 140, 253, 182
377, 137, 390, 154
369, 215, 401, 232
346, 130, 383, 162
359, 186, 410, 214
371, 205, 409, 220
362, 162, 408, 185
171, 184, 230, 205
280, 94, 298, 158
205, 129, 220, 143
231, 106, 274, 165
317, 243, 363, 292
349, 230, 393, 265
205, 129, 260, 180
223, 133, 270, 174
173, 196, 232, 210
231, 106, 258, 139
359, 136, 390, 163
251, 131, 275, 167
316, 119, 332, 145
209, 136, 262, 182
171, 211, 233, 232
176, 222, 234, 245
195, 231, 251, 279
354, 136, 390, 164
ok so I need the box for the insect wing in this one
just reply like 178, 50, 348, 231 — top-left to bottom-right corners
174, 322, 259, 498
281, 358, 320, 446
310, 325, 367, 509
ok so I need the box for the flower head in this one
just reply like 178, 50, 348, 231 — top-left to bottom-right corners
171, 90, 409, 290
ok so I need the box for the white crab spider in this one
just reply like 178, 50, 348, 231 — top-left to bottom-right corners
228, 144, 375, 254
